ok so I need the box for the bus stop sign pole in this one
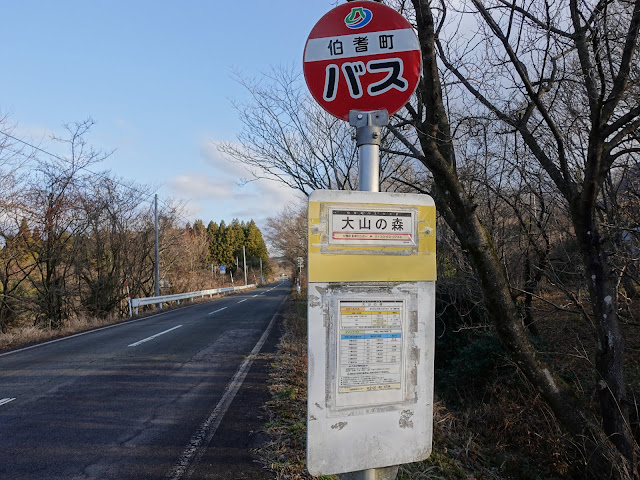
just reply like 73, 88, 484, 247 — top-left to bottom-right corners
350, 110, 389, 193
339, 109, 398, 480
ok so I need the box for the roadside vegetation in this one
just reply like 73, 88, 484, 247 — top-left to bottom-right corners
0, 116, 272, 349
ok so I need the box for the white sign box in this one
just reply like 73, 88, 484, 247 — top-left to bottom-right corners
307, 190, 436, 476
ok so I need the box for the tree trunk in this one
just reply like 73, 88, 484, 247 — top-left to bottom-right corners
408, 0, 637, 476
573, 207, 637, 474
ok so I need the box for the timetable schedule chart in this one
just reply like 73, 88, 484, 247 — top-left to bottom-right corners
338, 300, 404, 393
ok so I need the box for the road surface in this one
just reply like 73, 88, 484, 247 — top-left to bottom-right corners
0, 281, 290, 480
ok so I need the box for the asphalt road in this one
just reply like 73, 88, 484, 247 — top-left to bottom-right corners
0, 281, 290, 480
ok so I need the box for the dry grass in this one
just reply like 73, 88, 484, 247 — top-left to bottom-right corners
256, 289, 505, 480
0, 314, 128, 352
255, 288, 334, 480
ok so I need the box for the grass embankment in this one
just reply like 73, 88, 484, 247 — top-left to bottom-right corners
257, 289, 640, 479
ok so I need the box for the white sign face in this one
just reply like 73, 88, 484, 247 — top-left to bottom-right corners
304, 29, 420, 63
329, 208, 415, 246
337, 300, 404, 407
307, 282, 435, 475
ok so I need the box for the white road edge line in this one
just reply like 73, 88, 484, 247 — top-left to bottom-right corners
0, 398, 16, 407
168, 294, 288, 480
128, 325, 182, 347
208, 307, 227, 315
237, 299, 247, 304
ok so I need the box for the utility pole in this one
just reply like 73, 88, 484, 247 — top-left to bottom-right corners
243, 245, 248, 285
154, 194, 160, 308
259, 257, 263, 284
297, 257, 303, 293
126, 280, 133, 318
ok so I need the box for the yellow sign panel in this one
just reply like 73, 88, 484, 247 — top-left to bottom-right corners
308, 190, 436, 282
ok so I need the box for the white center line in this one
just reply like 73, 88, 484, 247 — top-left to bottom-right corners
237, 299, 247, 304
252, 295, 258, 297
128, 325, 182, 347
0, 398, 16, 407
208, 307, 227, 315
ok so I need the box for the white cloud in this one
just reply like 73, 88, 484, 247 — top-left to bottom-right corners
200, 138, 252, 179
166, 136, 306, 228
109, 117, 139, 148
14, 125, 53, 141
227, 178, 305, 228
169, 173, 233, 200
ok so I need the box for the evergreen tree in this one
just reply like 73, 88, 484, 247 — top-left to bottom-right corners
192, 219, 206, 237
204, 218, 270, 277
206, 221, 219, 264
244, 220, 270, 273
226, 219, 246, 272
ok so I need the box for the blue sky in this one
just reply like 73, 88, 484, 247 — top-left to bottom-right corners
0, 0, 337, 230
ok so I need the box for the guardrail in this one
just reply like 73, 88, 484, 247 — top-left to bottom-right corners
130, 284, 256, 316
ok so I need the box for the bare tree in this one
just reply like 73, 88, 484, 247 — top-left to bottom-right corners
218, 65, 420, 194
385, 0, 640, 475
264, 202, 308, 275
76, 175, 156, 317
0, 115, 38, 332
21, 119, 111, 327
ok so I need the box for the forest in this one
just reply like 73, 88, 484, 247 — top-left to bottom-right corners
0, 117, 270, 336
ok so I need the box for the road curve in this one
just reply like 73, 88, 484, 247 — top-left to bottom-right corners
0, 281, 290, 480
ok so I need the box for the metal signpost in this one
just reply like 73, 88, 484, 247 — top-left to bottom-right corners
303, 2, 434, 479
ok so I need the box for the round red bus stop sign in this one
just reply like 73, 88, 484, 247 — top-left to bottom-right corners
303, 1, 422, 121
